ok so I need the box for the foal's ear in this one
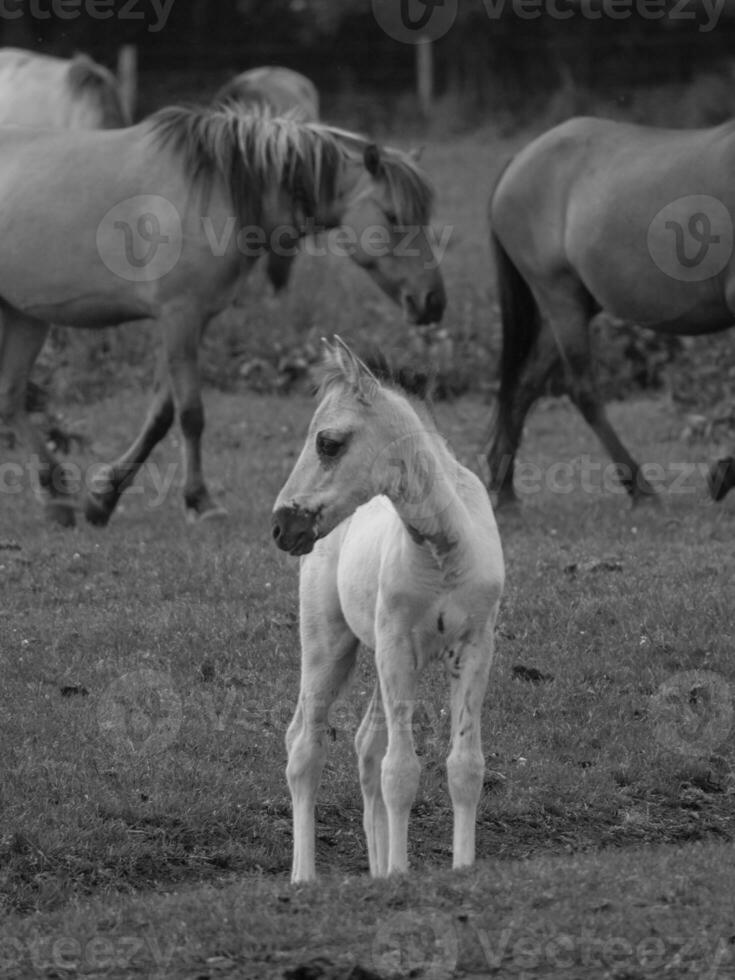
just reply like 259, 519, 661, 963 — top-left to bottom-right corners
364, 143, 382, 177
333, 335, 379, 402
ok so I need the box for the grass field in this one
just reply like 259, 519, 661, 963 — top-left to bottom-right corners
2, 120, 735, 978
2, 384, 735, 977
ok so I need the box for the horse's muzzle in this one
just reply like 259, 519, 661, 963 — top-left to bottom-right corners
272, 506, 318, 556
406, 287, 446, 325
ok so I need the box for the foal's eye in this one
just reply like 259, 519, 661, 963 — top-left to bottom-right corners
316, 433, 344, 459
384, 210, 399, 227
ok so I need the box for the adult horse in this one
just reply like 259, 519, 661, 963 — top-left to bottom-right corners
214, 66, 319, 122
487, 115, 735, 507
214, 66, 319, 292
0, 47, 129, 129
0, 106, 445, 527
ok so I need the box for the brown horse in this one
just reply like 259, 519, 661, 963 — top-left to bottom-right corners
487, 115, 735, 506
214, 66, 320, 292
0, 106, 445, 527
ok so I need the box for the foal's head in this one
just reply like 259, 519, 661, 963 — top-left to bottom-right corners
272, 338, 424, 556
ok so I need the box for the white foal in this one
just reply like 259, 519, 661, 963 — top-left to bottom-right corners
272, 338, 504, 882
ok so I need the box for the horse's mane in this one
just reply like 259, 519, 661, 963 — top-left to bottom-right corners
147, 105, 434, 228
66, 54, 128, 126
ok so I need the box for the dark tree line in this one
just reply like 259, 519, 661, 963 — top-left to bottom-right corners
2, 0, 734, 99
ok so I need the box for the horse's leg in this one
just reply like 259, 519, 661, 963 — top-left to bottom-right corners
355, 682, 389, 876
376, 633, 421, 874
84, 343, 174, 526
487, 320, 561, 507
287, 591, 359, 882
0, 309, 75, 526
541, 284, 657, 501
160, 309, 225, 522
265, 252, 297, 293
447, 625, 494, 869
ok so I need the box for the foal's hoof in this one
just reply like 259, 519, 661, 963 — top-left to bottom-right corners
186, 505, 229, 525
707, 458, 735, 502
45, 501, 76, 528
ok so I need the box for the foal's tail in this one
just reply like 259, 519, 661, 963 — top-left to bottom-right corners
490, 227, 540, 430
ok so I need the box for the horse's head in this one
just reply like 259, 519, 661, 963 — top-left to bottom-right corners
335, 140, 447, 325
272, 338, 404, 555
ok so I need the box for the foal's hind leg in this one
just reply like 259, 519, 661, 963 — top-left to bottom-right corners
0, 310, 74, 526
85, 342, 174, 526
447, 624, 495, 868
540, 284, 657, 502
355, 683, 389, 876
375, 631, 422, 874
488, 321, 561, 507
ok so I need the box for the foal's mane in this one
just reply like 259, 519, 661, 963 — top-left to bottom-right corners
316, 349, 448, 450
148, 105, 434, 227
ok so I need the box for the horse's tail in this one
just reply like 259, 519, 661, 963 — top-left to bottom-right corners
489, 167, 539, 434
67, 53, 129, 128
491, 232, 539, 416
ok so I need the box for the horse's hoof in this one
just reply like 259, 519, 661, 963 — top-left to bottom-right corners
84, 495, 112, 527
491, 488, 520, 511
186, 505, 229, 524
707, 458, 735, 502
45, 501, 76, 528
631, 489, 660, 509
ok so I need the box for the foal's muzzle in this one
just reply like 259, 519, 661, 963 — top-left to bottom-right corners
272, 506, 318, 556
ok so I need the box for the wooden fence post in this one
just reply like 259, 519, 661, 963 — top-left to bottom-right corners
416, 35, 434, 117
117, 44, 138, 123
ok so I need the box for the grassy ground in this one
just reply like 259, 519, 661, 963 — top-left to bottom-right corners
1, 385, 735, 976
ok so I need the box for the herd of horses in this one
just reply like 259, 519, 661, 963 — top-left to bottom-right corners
2, 48, 735, 882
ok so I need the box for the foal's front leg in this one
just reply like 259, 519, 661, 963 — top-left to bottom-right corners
287, 616, 359, 883
447, 624, 495, 868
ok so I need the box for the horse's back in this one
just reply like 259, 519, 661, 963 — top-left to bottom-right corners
491, 115, 735, 325
215, 66, 319, 121
0, 47, 126, 129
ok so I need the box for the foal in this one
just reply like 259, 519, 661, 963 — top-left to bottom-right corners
272, 339, 504, 881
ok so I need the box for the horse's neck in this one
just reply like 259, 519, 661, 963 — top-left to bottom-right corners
381, 412, 468, 569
